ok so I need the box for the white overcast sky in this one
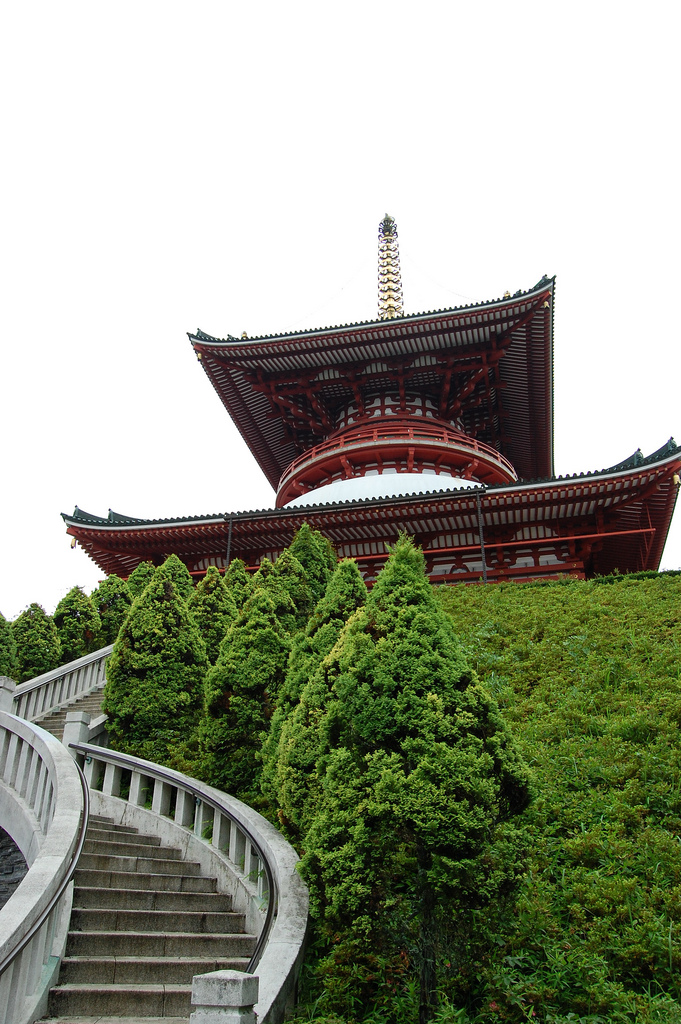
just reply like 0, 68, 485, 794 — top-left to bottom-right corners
1, 2, 679, 619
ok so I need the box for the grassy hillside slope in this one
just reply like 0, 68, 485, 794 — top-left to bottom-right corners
435, 574, 681, 1022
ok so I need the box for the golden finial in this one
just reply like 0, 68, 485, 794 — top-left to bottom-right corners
377, 214, 404, 320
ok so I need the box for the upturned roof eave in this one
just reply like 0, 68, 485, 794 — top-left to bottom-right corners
188, 275, 555, 350
189, 277, 556, 488
61, 440, 681, 533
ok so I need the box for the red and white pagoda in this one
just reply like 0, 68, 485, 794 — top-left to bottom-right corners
63, 216, 681, 584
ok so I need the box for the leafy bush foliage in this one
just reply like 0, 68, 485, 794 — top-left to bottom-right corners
269, 548, 315, 632
155, 553, 194, 601
54, 586, 102, 663
126, 560, 156, 599
224, 558, 253, 610
294, 537, 532, 1021
261, 557, 368, 834
288, 522, 337, 606
189, 566, 237, 664
103, 564, 207, 764
199, 589, 291, 801
91, 575, 132, 645
0, 612, 18, 679
12, 603, 61, 682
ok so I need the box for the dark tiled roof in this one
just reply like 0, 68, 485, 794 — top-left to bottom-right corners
189, 278, 556, 489
192, 275, 555, 345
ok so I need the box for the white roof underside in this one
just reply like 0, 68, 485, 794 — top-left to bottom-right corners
283, 472, 478, 508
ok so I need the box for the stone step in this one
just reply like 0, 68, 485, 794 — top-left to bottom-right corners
66, 929, 258, 958
43, 1018, 187, 1024
70, 907, 246, 934
75, 867, 216, 892
59, 954, 251, 985
46, 807, 255, 1020
47, 982, 191, 1018
73, 885, 232, 913
85, 826, 162, 846
76, 852, 203, 875
83, 837, 178, 859
36, 693, 106, 738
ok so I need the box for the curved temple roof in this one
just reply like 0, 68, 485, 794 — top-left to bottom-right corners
62, 439, 681, 582
189, 276, 555, 489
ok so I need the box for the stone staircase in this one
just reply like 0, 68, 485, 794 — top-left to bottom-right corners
42, 813, 257, 1022
35, 688, 106, 741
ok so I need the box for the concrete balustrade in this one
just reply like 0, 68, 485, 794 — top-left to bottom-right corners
69, 741, 308, 1024
12, 645, 113, 724
0, 711, 87, 1024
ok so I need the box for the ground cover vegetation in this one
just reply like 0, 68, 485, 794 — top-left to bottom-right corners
431, 573, 681, 1023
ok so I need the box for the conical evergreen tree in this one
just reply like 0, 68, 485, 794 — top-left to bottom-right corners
251, 556, 275, 591
261, 558, 368, 824
54, 586, 102, 663
287, 522, 337, 606
251, 556, 298, 634
126, 561, 155, 599
287, 557, 368, 704
224, 558, 253, 611
154, 553, 194, 601
199, 589, 290, 801
189, 566, 237, 664
296, 536, 532, 1022
91, 575, 132, 645
103, 573, 208, 764
0, 612, 18, 680
270, 548, 314, 632
13, 604, 61, 682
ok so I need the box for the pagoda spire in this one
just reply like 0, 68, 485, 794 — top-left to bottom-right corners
377, 213, 404, 320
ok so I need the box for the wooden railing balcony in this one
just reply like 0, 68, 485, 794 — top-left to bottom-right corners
276, 421, 517, 506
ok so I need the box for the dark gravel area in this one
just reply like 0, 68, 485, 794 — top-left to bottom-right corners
0, 825, 28, 910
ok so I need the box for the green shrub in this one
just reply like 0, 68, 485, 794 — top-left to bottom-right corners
91, 575, 132, 645
224, 558, 253, 610
199, 589, 291, 801
103, 569, 207, 764
288, 522, 337, 606
296, 537, 532, 1021
54, 586, 102, 663
189, 566, 237, 664
155, 553, 194, 601
261, 557, 368, 834
12, 604, 61, 682
0, 612, 18, 679
126, 560, 156, 599
270, 548, 315, 632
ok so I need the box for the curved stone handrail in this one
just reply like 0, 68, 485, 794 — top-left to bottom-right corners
0, 711, 88, 1024
70, 742, 308, 1024
13, 645, 113, 723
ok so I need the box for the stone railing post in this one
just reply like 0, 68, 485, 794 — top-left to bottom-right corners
0, 677, 16, 713
62, 712, 92, 753
190, 970, 259, 1023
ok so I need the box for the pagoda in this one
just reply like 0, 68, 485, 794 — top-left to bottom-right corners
63, 216, 681, 584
